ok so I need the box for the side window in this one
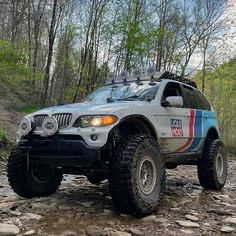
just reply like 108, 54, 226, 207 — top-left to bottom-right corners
195, 90, 211, 111
162, 82, 183, 101
182, 85, 199, 109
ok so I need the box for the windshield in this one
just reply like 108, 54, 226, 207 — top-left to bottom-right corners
84, 81, 160, 103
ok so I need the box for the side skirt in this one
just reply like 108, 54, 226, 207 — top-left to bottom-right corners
164, 151, 202, 165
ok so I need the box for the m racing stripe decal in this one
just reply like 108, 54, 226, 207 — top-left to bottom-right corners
175, 109, 195, 152
186, 110, 203, 151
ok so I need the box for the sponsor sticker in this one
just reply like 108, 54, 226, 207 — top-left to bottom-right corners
170, 119, 183, 136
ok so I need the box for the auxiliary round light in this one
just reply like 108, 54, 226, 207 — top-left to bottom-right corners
42, 116, 59, 136
20, 117, 32, 136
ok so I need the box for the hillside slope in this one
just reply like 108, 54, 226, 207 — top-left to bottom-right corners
0, 101, 24, 142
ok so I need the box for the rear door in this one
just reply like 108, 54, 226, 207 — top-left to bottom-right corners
180, 85, 203, 153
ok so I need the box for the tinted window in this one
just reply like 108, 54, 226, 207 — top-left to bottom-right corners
195, 90, 211, 111
162, 82, 183, 99
162, 82, 184, 107
182, 85, 199, 109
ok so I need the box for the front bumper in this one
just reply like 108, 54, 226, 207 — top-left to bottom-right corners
18, 135, 100, 167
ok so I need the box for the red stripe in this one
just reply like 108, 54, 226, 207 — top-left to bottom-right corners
175, 109, 195, 152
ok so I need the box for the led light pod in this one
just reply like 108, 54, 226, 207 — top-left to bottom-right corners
42, 116, 59, 136
20, 117, 32, 136
147, 66, 156, 77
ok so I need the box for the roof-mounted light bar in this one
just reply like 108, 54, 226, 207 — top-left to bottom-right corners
105, 69, 197, 88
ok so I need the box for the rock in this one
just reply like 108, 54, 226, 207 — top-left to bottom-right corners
129, 228, 144, 236
58, 205, 73, 211
110, 231, 131, 236
213, 195, 230, 201
141, 215, 156, 222
176, 220, 200, 228
23, 213, 42, 221
23, 230, 37, 235
77, 230, 86, 236
120, 214, 133, 218
180, 229, 194, 235
103, 209, 114, 215
185, 214, 199, 222
80, 201, 93, 208
170, 208, 181, 212
0, 223, 20, 235
220, 226, 235, 233
207, 209, 232, 216
60, 230, 79, 236
105, 196, 112, 200
31, 203, 49, 210
203, 223, 210, 227
224, 217, 236, 225
85, 226, 106, 236
106, 221, 116, 226
154, 217, 169, 224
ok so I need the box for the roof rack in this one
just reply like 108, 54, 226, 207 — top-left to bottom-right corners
106, 69, 197, 88
157, 71, 197, 88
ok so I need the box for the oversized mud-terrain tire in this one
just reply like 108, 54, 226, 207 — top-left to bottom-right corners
7, 147, 63, 198
198, 139, 228, 190
109, 134, 166, 216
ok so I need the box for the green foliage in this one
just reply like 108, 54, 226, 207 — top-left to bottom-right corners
16, 105, 39, 114
0, 40, 43, 107
0, 40, 30, 77
0, 128, 6, 141
194, 59, 236, 152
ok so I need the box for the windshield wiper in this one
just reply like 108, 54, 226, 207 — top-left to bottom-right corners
118, 95, 139, 101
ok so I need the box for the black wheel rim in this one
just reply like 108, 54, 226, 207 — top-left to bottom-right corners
31, 164, 55, 183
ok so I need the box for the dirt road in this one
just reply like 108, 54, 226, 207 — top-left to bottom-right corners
0, 159, 236, 236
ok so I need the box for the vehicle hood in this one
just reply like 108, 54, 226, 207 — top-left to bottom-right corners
31, 101, 144, 117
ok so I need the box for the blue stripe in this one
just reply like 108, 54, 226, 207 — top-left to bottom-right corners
186, 110, 202, 151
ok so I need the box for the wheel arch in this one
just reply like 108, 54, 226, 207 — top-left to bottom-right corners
111, 115, 158, 140
205, 126, 220, 140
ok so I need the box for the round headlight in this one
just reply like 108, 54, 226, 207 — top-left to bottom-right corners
90, 116, 103, 127
42, 116, 58, 136
20, 117, 32, 136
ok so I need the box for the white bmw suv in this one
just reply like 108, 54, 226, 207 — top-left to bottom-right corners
7, 69, 228, 216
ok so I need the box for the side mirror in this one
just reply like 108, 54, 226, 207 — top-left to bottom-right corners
162, 96, 183, 108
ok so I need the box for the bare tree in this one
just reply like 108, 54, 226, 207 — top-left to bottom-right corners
41, 0, 65, 106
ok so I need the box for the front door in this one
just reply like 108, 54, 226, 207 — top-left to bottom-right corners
158, 82, 190, 154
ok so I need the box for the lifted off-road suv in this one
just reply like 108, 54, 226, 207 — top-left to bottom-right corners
7, 68, 228, 216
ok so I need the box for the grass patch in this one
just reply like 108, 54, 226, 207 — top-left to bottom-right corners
16, 105, 39, 114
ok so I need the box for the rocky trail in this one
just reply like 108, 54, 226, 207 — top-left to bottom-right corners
0, 105, 236, 235
0, 160, 236, 236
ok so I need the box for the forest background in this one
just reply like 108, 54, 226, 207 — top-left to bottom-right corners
0, 0, 235, 153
